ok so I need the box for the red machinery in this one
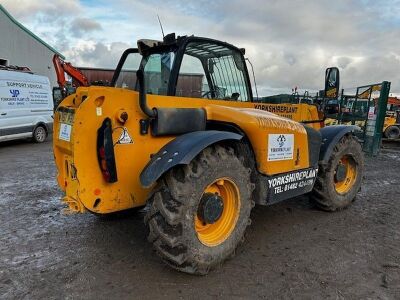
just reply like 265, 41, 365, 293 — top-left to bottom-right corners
387, 96, 400, 106
52, 54, 89, 98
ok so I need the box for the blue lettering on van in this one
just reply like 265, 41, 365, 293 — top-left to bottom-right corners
10, 90, 20, 97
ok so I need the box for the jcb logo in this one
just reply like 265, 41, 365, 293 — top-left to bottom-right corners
10, 89, 20, 97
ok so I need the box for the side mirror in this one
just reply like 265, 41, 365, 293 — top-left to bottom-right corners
324, 67, 340, 98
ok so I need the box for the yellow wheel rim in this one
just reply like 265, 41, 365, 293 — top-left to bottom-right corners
195, 177, 240, 247
334, 155, 357, 194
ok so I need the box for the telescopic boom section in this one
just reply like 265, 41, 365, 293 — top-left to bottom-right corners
52, 54, 89, 94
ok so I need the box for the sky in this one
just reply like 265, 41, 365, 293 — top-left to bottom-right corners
2, 0, 400, 96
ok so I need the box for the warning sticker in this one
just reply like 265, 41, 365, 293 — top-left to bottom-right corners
267, 134, 294, 161
117, 127, 133, 144
96, 107, 102, 116
59, 123, 72, 142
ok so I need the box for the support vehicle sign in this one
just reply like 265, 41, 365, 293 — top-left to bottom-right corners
0, 71, 52, 109
268, 134, 294, 161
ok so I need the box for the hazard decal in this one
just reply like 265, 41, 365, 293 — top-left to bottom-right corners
117, 127, 133, 144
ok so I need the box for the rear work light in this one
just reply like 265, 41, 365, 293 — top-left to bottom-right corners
97, 118, 118, 183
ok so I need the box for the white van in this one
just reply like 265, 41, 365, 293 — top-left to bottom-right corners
0, 70, 53, 143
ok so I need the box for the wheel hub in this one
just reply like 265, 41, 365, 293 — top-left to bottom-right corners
197, 193, 224, 224
335, 163, 347, 182
195, 177, 241, 247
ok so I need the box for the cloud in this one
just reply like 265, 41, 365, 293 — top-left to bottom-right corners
1, 0, 82, 20
336, 57, 353, 69
109, 0, 400, 93
2, 0, 400, 94
65, 41, 131, 68
70, 18, 102, 38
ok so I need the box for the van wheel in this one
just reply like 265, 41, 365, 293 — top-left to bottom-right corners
32, 125, 47, 143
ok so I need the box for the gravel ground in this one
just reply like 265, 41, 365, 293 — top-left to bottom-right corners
0, 138, 399, 299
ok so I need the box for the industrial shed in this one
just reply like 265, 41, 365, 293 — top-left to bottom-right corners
0, 4, 64, 87
76, 67, 115, 86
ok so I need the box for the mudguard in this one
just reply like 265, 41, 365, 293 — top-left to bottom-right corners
319, 125, 360, 163
140, 130, 242, 188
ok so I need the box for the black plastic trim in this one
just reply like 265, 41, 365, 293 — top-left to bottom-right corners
151, 108, 206, 136
140, 130, 242, 187
302, 125, 322, 167
319, 125, 359, 163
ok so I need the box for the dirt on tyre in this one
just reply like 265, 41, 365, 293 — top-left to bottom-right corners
384, 125, 400, 139
32, 125, 47, 143
311, 134, 364, 211
144, 145, 254, 275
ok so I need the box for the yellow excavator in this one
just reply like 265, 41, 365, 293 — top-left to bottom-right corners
53, 34, 363, 274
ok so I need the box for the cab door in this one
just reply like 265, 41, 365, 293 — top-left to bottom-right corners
172, 39, 253, 102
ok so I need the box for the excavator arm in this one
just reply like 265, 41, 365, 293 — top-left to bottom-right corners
53, 54, 89, 98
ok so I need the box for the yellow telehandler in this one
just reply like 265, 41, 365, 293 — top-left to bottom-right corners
383, 97, 400, 139
53, 34, 364, 274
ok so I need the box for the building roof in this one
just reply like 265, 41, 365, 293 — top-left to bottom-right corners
0, 4, 65, 59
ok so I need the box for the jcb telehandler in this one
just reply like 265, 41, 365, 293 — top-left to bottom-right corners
53, 34, 364, 274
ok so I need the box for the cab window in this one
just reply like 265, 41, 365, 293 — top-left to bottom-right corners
176, 54, 208, 98
142, 52, 175, 95
114, 52, 141, 90
177, 41, 251, 101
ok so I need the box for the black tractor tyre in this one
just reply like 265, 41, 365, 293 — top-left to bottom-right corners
384, 125, 400, 139
310, 134, 364, 211
32, 125, 47, 143
144, 145, 254, 275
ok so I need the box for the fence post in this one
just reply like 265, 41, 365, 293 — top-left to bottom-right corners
363, 81, 391, 156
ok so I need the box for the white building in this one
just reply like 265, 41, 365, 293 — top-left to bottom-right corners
0, 4, 64, 87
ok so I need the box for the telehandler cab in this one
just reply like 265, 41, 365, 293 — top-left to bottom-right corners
53, 33, 364, 274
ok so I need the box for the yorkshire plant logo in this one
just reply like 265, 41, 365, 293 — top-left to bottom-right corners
277, 134, 286, 147
9, 89, 20, 97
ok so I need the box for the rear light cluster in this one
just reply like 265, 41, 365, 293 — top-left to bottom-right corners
97, 118, 118, 183
98, 146, 111, 181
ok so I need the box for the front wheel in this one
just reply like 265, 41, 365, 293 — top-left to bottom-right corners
32, 125, 47, 143
144, 145, 254, 275
311, 134, 364, 211
384, 125, 400, 139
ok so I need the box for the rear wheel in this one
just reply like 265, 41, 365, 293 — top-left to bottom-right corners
311, 135, 364, 211
384, 125, 400, 139
32, 125, 47, 143
144, 145, 254, 275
